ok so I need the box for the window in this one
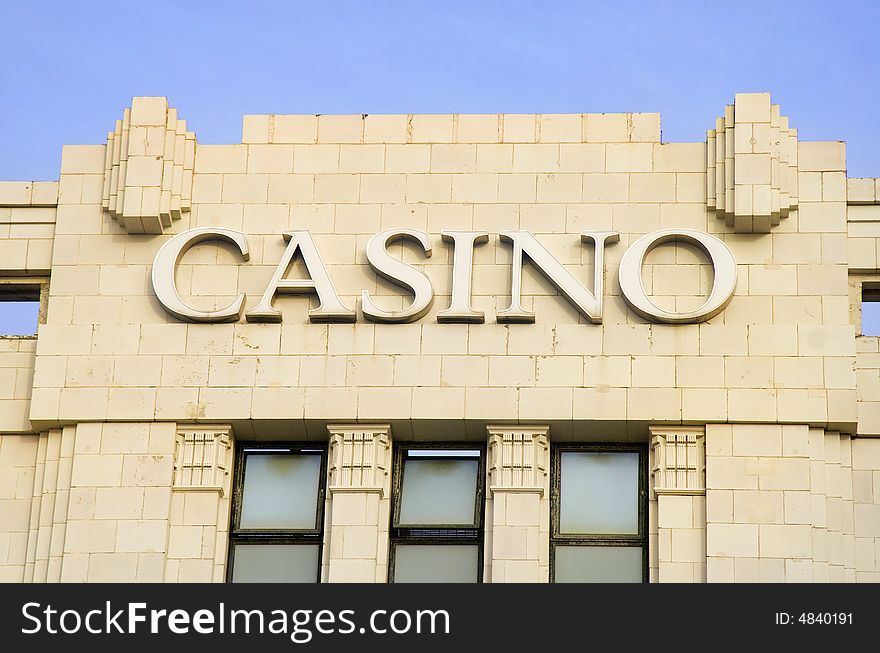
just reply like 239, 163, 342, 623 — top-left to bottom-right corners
0, 282, 44, 336
862, 286, 880, 336
228, 444, 327, 583
551, 445, 647, 582
390, 445, 484, 582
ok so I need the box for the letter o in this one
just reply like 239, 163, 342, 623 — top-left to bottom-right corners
618, 229, 737, 324
389, 610, 412, 634
59, 610, 82, 634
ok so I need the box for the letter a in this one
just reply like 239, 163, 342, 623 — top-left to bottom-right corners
246, 231, 355, 323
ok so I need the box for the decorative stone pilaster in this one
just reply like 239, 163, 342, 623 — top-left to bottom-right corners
485, 425, 550, 583
651, 426, 706, 496
324, 424, 392, 582
327, 425, 390, 493
167, 424, 234, 582
650, 426, 706, 582
172, 426, 232, 494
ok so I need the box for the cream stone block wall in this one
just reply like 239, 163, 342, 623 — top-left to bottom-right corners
855, 335, 880, 436
657, 493, 706, 581
0, 188, 56, 276
651, 426, 707, 582
1, 182, 55, 436
3, 97, 880, 583
0, 181, 59, 207
0, 433, 38, 581
852, 438, 880, 581
0, 339, 37, 433
61, 422, 177, 582
26, 427, 76, 582
0, 423, 232, 583
705, 423, 861, 582
484, 426, 550, 582
846, 186, 880, 272
0, 424, 878, 583
165, 425, 233, 582
322, 424, 392, 582
20, 111, 858, 434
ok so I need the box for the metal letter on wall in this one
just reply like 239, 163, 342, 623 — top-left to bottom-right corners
618, 228, 737, 324
246, 230, 356, 323
497, 230, 619, 324
151, 227, 250, 322
437, 230, 489, 323
361, 228, 434, 323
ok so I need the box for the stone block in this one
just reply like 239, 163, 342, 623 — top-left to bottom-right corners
798, 142, 846, 172
87, 553, 138, 582
60, 145, 106, 174
121, 454, 173, 487
409, 115, 454, 143
274, 115, 318, 143
362, 115, 407, 144
759, 524, 812, 558
707, 523, 758, 557
733, 490, 784, 524
318, 115, 363, 144
64, 520, 117, 554
71, 454, 123, 487
606, 143, 652, 172
340, 525, 378, 559
731, 425, 782, 457
671, 528, 705, 563
167, 525, 203, 558
658, 495, 694, 529
115, 519, 168, 553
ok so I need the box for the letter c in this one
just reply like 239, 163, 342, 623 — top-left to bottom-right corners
618, 229, 737, 323
151, 227, 250, 322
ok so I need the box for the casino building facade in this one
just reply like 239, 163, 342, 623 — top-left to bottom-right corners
1, 93, 879, 583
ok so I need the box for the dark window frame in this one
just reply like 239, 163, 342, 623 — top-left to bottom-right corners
550, 443, 649, 583
388, 442, 486, 583
227, 442, 328, 583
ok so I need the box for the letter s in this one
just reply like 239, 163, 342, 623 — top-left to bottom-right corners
22, 602, 42, 634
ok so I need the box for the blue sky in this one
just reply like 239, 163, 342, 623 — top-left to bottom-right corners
2, 1, 879, 179
1, 0, 879, 333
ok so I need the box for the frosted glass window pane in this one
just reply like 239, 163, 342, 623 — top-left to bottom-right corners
554, 546, 643, 583
559, 451, 639, 534
394, 545, 479, 583
398, 458, 479, 525
231, 544, 319, 583
240, 454, 321, 530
